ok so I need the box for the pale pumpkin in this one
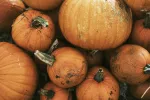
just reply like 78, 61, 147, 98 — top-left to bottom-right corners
0, 42, 38, 100
59, 0, 132, 50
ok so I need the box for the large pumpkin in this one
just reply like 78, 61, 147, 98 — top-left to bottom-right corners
35, 47, 87, 88
0, 42, 38, 100
110, 44, 150, 85
39, 82, 72, 100
12, 9, 55, 52
59, 0, 132, 50
130, 13, 150, 52
0, 0, 25, 32
76, 66, 119, 100
23, 0, 63, 10
130, 80, 150, 100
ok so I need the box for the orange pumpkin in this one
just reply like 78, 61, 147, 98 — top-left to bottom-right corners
23, 0, 63, 10
76, 66, 119, 100
59, 0, 132, 50
130, 12, 150, 52
110, 44, 150, 85
0, 42, 38, 100
130, 80, 150, 100
34, 47, 87, 88
39, 82, 72, 100
12, 9, 55, 52
0, 0, 25, 31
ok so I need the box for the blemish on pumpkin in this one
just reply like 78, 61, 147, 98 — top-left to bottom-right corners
66, 80, 70, 84
128, 47, 135, 55
61, 82, 65, 85
110, 91, 113, 95
56, 75, 60, 78
67, 73, 74, 78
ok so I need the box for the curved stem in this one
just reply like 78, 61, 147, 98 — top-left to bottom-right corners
144, 64, 150, 74
143, 12, 150, 28
39, 89, 55, 100
34, 50, 55, 66
94, 68, 104, 83
141, 85, 150, 99
31, 16, 49, 28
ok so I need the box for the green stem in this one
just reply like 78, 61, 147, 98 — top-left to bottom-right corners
31, 16, 49, 28
94, 68, 104, 83
143, 12, 150, 28
144, 64, 150, 74
39, 89, 55, 100
34, 50, 55, 66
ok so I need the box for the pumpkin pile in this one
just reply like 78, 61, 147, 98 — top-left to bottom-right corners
0, 0, 150, 100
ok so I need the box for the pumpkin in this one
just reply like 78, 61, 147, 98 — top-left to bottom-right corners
130, 12, 150, 52
0, 42, 38, 100
110, 44, 150, 85
76, 66, 119, 100
59, 0, 132, 50
124, 0, 150, 18
39, 82, 72, 100
130, 80, 150, 100
23, 0, 63, 10
0, 0, 25, 32
34, 47, 87, 88
12, 9, 55, 52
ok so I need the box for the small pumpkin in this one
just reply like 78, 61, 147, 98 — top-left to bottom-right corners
39, 82, 72, 100
0, 0, 25, 32
23, 0, 63, 10
110, 44, 150, 85
76, 66, 119, 100
130, 80, 150, 100
130, 12, 150, 52
34, 47, 87, 88
59, 0, 132, 50
12, 9, 55, 52
0, 42, 38, 100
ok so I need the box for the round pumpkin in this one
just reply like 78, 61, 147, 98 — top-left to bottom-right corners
0, 0, 25, 32
59, 0, 132, 50
0, 42, 38, 100
76, 66, 119, 100
34, 47, 87, 88
130, 80, 150, 100
23, 0, 63, 10
130, 12, 150, 52
110, 44, 150, 85
12, 9, 55, 52
39, 82, 72, 100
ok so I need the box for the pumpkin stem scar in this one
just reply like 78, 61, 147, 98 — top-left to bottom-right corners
143, 64, 150, 74
94, 68, 104, 83
34, 50, 55, 66
31, 16, 49, 28
38, 89, 55, 99
143, 12, 150, 28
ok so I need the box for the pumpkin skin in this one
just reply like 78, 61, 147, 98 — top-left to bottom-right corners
40, 82, 72, 100
47, 47, 87, 88
59, 0, 132, 50
130, 15, 150, 52
0, 42, 38, 100
0, 0, 25, 32
110, 44, 150, 85
12, 9, 55, 52
130, 80, 150, 100
76, 66, 119, 100
23, 0, 63, 10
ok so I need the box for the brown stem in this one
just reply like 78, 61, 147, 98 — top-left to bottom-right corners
34, 50, 55, 66
144, 64, 150, 74
31, 16, 49, 28
94, 68, 104, 83
143, 12, 150, 28
39, 89, 55, 100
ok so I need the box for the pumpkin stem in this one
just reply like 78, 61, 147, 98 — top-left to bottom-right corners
31, 16, 49, 28
39, 89, 55, 100
94, 68, 104, 83
34, 50, 55, 66
141, 85, 150, 99
144, 64, 150, 74
143, 12, 150, 28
